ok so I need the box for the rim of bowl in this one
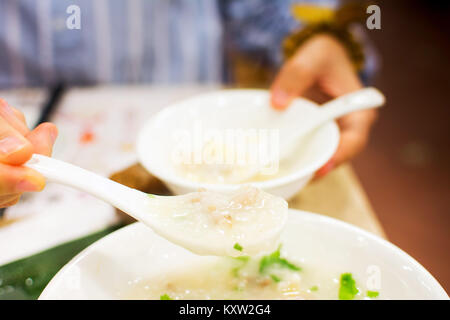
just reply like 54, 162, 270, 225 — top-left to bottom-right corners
136, 89, 340, 191
40, 209, 449, 299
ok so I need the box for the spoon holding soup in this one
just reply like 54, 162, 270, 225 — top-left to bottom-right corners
26, 154, 288, 256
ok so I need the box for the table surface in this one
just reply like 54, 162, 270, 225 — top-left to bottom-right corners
0, 86, 385, 265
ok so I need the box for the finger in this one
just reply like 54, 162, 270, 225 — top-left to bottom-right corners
314, 131, 366, 179
0, 116, 34, 165
11, 107, 27, 125
334, 129, 368, 166
315, 109, 377, 179
0, 194, 21, 208
270, 59, 315, 110
0, 162, 45, 194
26, 122, 58, 156
314, 158, 335, 179
0, 98, 30, 135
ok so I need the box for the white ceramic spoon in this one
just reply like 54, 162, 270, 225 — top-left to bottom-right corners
279, 87, 385, 159
228, 87, 385, 183
25, 155, 288, 256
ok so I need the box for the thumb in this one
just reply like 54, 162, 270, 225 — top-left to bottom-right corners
26, 122, 58, 156
270, 61, 315, 110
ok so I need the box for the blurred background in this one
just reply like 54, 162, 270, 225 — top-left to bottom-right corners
352, 0, 450, 291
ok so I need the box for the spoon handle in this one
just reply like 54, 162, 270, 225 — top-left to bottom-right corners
279, 87, 385, 160
25, 154, 149, 219
317, 87, 385, 124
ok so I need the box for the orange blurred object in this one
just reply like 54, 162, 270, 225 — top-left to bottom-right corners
80, 129, 95, 144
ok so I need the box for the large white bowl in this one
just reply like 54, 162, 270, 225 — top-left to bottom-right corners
136, 89, 339, 199
40, 209, 448, 300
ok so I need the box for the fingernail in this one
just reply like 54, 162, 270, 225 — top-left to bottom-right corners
315, 160, 335, 178
273, 91, 289, 109
0, 136, 27, 156
0, 98, 11, 110
16, 179, 41, 192
0, 99, 19, 120
0, 102, 29, 135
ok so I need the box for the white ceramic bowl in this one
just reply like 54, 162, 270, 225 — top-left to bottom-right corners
40, 209, 448, 300
136, 89, 339, 199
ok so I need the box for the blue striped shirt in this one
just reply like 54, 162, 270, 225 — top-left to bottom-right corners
0, 0, 338, 88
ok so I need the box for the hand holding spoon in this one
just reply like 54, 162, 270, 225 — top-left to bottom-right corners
223, 87, 385, 183
26, 154, 287, 256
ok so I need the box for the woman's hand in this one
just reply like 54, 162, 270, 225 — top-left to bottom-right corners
271, 34, 378, 177
0, 99, 58, 208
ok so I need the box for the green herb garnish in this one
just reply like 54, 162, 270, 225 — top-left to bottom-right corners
147, 194, 156, 198
310, 285, 319, 292
230, 255, 250, 277
367, 290, 379, 298
233, 243, 243, 251
160, 293, 173, 300
259, 245, 301, 274
234, 256, 250, 263
338, 273, 359, 300
231, 266, 241, 277
233, 286, 245, 292
270, 274, 281, 283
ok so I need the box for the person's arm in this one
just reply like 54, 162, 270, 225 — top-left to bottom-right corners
0, 99, 57, 207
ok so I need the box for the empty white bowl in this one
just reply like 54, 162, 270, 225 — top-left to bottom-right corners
137, 89, 339, 199
39, 209, 448, 299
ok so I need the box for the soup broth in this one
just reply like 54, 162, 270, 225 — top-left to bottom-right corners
123, 246, 369, 300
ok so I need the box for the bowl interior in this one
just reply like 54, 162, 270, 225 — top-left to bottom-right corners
136, 89, 339, 191
40, 210, 448, 300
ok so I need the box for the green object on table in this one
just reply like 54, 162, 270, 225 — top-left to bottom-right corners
0, 224, 123, 300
